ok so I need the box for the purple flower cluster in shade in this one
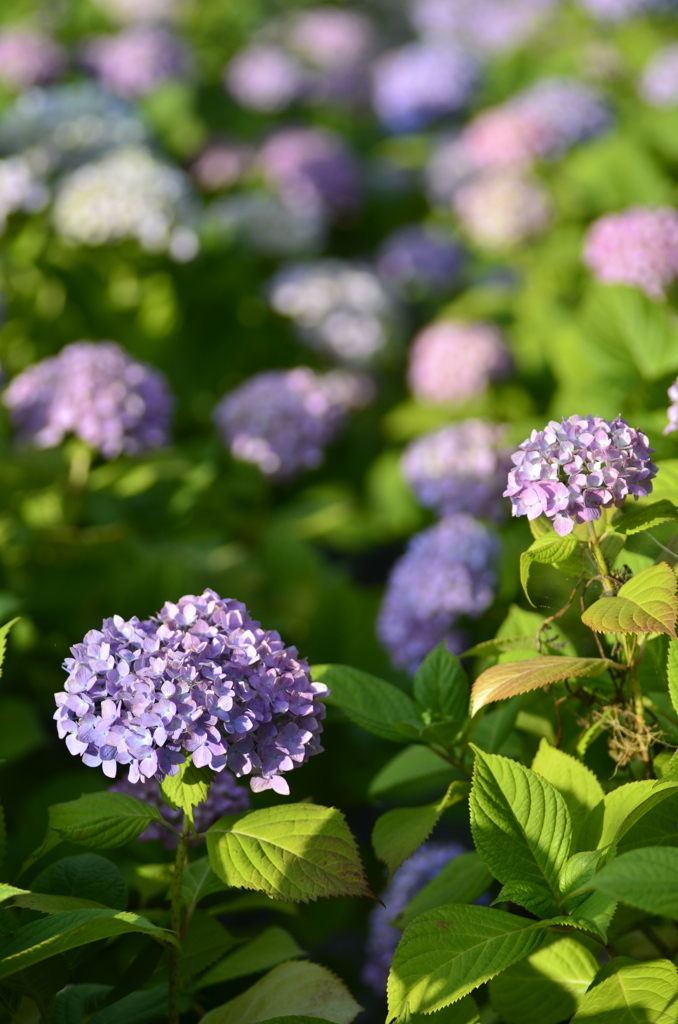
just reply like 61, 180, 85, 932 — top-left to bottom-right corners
110, 771, 251, 847
0, 29, 65, 89
286, 7, 374, 73
577, 0, 677, 20
371, 42, 479, 133
453, 171, 552, 251
54, 589, 328, 794
377, 515, 499, 673
409, 0, 558, 56
3, 341, 173, 460
84, 27, 189, 99
583, 207, 678, 299
224, 44, 305, 113
363, 842, 468, 993
256, 128, 361, 221
407, 319, 512, 403
376, 225, 465, 297
214, 368, 372, 482
402, 421, 511, 519
504, 415, 657, 536
641, 45, 678, 108
665, 379, 678, 436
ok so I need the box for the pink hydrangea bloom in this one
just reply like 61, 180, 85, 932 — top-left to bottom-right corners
583, 206, 678, 299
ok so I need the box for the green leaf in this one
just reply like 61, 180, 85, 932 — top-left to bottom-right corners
470, 748, 571, 918
181, 856, 228, 910
489, 935, 599, 1024
369, 745, 459, 799
88, 985, 169, 1024
0, 696, 44, 763
198, 960, 362, 1024
472, 696, 522, 754
582, 562, 678, 639
645, 460, 678, 505
520, 534, 580, 605
54, 983, 111, 1024
567, 891, 617, 943
160, 758, 213, 830
7, 889, 109, 914
571, 957, 678, 1023
312, 664, 422, 742
387, 904, 549, 1018
599, 779, 678, 851
32, 854, 127, 910
194, 926, 304, 990
0, 883, 34, 904
206, 804, 372, 903
0, 908, 176, 979
412, 645, 469, 724
403, 998, 480, 1024
470, 657, 612, 717
616, 793, 678, 854
0, 618, 20, 677
180, 910, 236, 982
581, 847, 678, 919
461, 636, 535, 659
372, 782, 470, 878
531, 740, 604, 852
394, 853, 493, 929
668, 639, 678, 718
614, 499, 678, 535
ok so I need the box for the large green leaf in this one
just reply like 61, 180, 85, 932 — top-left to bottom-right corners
32, 854, 127, 910
4, 888, 108, 914
387, 904, 548, 1018
160, 758, 213, 829
461, 636, 535, 659
470, 657, 612, 716
668, 639, 678, 719
571, 958, 678, 1023
180, 910, 236, 982
599, 779, 678, 851
582, 847, 678, 919
531, 740, 604, 852
0, 696, 44, 763
87, 985, 169, 1024
394, 853, 493, 929
405, 998, 480, 1024
582, 562, 678, 639
193, 926, 304, 990
472, 696, 523, 754
0, 907, 176, 979
181, 856, 228, 911
372, 782, 470, 878
206, 804, 371, 902
198, 960, 362, 1024
614, 500, 678, 536
311, 664, 422, 742
489, 935, 599, 1024
616, 793, 678, 854
412, 645, 469, 724
520, 534, 581, 606
368, 745, 459, 799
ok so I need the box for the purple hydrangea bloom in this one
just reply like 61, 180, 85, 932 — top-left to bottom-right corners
191, 141, 252, 192
55, 589, 328, 793
110, 770, 251, 847
583, 207, 678, 299
84, 27, 189, 99
377, 515, 499, 674
256, 127, 361, 220
364, 842, 468, 993
453, 171, 552, 251
402, 421, 511, 518
371, 42, 479, 133
409, 0, 558, 56
407, 319, 512, 403
224, 44, 304, 113
504, 415, 657, 536
0, 29, 65, 89
214, 368, 372, 481
665, 379, 678, 435
3, 340, 173, 459
286, 7, 374, 72
377, 225, 465, 297
641, 45, 678, 108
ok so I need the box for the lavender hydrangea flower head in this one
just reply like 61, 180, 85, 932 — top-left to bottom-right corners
377, 225, 465, 297
0, 29, 65, 90
504, 415, 657, 536
214, 368, 373, 481
664, 379, 678, 435
402, 421, 511, 518
286, 7, 374, 72
224, 44, 304, 113
640, 45, 678, 107
408, 320, 512, 403
204, 192, 324, 257
84, 27, 190, 99
256, 127, 361, 221
0, 155, 48, 232
377, 515, 499, 673
191, 141, 252, 192
371, 42, 479, 133
583, 207, 678, 300
453, 171, 552, 251
55, 589, 328, 793
3, 340, 173, 459
409, 0, 557, 56
110, 771, 250, 847
364, 842, 467, 993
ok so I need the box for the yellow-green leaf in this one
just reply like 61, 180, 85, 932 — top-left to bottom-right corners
470, 657, 612, 716
582, 562, 678, 639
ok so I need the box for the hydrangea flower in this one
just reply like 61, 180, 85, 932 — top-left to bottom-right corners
583, 207, 678, 299
0, 29, 65, 90
268, 260, 396, 366
110, 770, 251, 847
409, 0, 557, 56
55, 589, 328, 793
204, 192, 323, 257
224, 44, 304, 113
640, 45, 678, 108
407, 320, 512, 403
53, 146, 198, 260
371, 42, 479, 133
286, 7, 374, 72
402, 421, 511, 518
377, 515, 499, 673
453, 171, 552, 251
4, 340, 173, 459
191, 141, 252, 192
84, 27, 190, 99
504, 415, 657, 535
377, 225, 465, 297
214, 368, 372, 481
0, 155, 48, 231
665, 379, 678, 435
364, 842, 468, 993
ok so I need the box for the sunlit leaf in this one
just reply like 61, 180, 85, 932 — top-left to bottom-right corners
470, 657, 612, 716
582, 562, 678, 639
571, 957, 678, 1023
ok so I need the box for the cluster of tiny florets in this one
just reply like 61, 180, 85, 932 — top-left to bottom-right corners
377, 225, 465, 296
0, 29, 65, 90
504, 415, 657, 535
583, 206, 678, 299
409, 0, 557, 56
3, 340, 173, 459
55, 589, 328, 793
407, 320, 512, 403
84, 27, 190, 99
453, 171, 552, 250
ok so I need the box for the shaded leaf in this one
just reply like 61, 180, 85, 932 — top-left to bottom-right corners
582, 847, 678, 919
521, 534, 580, 606
369, 745, 460, 799
599, 779, 678, 851
180, 910, 236, 982
582, 562, 678, 639
472, 696, 522, 754
571, 957, 678, 1023
668, 639, 678, 719
312, 664, 422, 743
88, 984, 169, 1024
181, 856, 228, 910
471, 657, 611, 716
461, 636, 535, 659
32, 854, 127, 911
615, 499, 678, 535
394, 853, 493, 929
372, 782, 470, 878
194, 926, 304, 990
0, 696, 44, 763
412, 645, 469, 724
531, 740, 604, 852
0, 618, 20, 677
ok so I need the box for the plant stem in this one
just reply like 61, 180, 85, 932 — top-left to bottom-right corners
169, 813, 190, 1024
587, 522, 614, 595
